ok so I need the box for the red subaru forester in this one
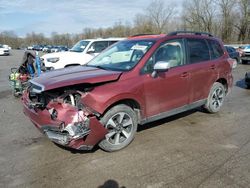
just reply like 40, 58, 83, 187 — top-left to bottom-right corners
22, 31, 233, 152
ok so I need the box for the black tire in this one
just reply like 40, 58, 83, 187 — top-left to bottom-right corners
242, 60, 248, 64
204, 82, 225, 113
99, 104, 138, 152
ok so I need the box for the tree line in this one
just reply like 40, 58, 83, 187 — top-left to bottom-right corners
1, 0, 249, 49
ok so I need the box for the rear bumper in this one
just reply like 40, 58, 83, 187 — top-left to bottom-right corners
22, 91, 108, 150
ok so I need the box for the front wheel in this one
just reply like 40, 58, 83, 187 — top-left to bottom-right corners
204, 82, 226, 113
99, 104, 138, 152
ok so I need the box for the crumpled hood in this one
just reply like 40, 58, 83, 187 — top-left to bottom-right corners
31, 66, 122, 91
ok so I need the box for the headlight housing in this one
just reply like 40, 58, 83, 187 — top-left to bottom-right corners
47, 57, 59, 63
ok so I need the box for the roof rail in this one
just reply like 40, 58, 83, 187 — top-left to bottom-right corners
168, 31, 213, 37
130, 34, 157, 37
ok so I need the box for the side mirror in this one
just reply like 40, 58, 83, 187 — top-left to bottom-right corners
152, 61, 170, 78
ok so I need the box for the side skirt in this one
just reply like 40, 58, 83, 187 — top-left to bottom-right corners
140, 99, 206, 125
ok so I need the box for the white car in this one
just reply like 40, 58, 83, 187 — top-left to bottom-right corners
0, 44, 10, 55
3, 44, 11, 50
241, 45, 250, 64
41, 38, 124, 70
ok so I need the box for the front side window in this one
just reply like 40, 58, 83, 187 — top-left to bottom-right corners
88, 41, 109, 53
187, 39, 210, 63
142, 39, 185, 74
87, 40, 155, 71
70, 40, 90, 52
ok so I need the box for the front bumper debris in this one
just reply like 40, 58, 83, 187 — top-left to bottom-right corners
22, 91, 108, 150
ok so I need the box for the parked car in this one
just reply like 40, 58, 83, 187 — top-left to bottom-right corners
0, 44, 10, 55
27, 46, 33, 50
27, 45, 44, 51
22, 31, 233, 152
50, 46, 68, 53
245, 72, 250, 88
3, 44, 11, 50
42, 45, 51, 52
225, 46, 240, 68
236, 46, 245, 57
241, 45, 250, 64
41, 38, 124, 70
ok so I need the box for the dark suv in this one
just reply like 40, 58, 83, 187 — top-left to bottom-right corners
22, 31, 233, 152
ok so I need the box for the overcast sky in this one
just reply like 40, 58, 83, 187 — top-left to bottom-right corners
0, 0, 183, 37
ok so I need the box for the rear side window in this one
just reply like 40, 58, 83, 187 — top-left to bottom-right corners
187, 39, 210, 63
109, 41, 119, 46
88, 41, 109, 53
208, 40, 224, 59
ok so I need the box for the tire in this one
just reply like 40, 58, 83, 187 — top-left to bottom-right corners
204, 82, 225, 113
99, 104, 138, 152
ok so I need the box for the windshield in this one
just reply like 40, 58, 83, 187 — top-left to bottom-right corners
245, 46, 250, 50
87, 40, 155, 71
70, 40, 90, 52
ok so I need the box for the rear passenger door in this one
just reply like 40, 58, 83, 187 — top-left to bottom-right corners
186, 38, 218, 103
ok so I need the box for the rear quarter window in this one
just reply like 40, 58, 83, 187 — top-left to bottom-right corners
208, 40, 224, 59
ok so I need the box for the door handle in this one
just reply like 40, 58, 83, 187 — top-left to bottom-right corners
210, 65, 216, 70
181, 72, 189, 78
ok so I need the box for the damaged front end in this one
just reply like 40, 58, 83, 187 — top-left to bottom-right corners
22, 81, 108, 150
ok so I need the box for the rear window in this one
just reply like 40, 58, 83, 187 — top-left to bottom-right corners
208, 40, 224, 59
187, 39, 210, 63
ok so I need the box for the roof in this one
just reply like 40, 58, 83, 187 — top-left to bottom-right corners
81, 38, 125, 42
128, 34, 166, 40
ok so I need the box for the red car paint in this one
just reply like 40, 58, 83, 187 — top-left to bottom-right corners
22, 32, 233, 151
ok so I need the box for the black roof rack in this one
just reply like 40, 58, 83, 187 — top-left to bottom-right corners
130, 33, 159, 37
168, 31, 213, 37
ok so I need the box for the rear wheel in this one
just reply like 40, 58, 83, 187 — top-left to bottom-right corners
204, 82, 225, 113
99, 104, 137, 152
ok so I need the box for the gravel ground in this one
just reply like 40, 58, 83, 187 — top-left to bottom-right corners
0, 50, 250, 188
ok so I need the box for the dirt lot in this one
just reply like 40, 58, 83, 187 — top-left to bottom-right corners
0, 50, 250, 188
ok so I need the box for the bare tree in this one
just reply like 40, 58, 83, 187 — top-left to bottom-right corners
146, 0, 176, 33
235, 0, 250, 42
133, 13, 154, 34
216, 0, 237, 42
182, 0, 217, 33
